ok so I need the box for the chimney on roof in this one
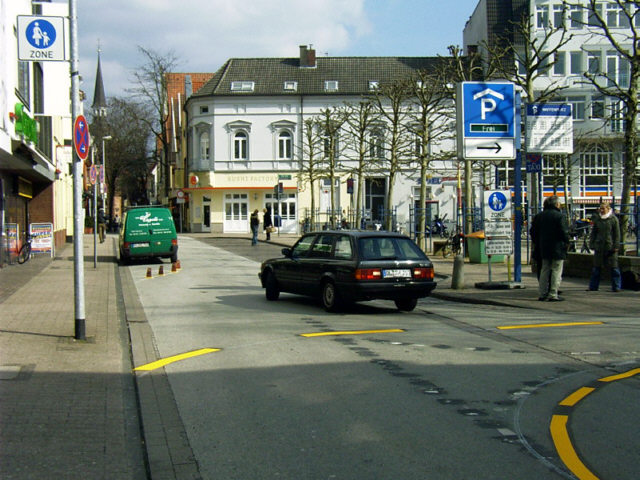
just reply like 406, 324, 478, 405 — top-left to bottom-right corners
299, 44, 316, 68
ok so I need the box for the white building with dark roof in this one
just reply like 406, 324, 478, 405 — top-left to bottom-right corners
184, 46, 459, 234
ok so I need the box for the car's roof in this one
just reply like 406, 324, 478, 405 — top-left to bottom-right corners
304, 230, 408, 238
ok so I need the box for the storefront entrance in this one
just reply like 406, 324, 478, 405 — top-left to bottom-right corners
223, 193, 248, 232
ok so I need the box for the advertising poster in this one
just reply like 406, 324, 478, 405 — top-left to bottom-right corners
30, 223, 54, 257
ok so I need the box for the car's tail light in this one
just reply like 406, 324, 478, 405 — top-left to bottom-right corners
123, 241, 130, 249
412, 267, 434, 280
355, 268, 382, 280
172, 238, 178, 246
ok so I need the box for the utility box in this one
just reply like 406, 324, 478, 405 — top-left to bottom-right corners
466, 231, 505, 264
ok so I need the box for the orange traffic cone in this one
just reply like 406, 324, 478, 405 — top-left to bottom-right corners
158, 265, 164, 276
146, 268, 152, 278
176, 260, 181, 270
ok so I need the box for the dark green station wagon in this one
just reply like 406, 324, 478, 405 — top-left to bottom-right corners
259, 230, 436, 312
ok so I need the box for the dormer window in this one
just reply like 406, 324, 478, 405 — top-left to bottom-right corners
284, 81, 298, 91
368, 81, 379, 91
324, 80, 339, 92
231, 81, 255, 92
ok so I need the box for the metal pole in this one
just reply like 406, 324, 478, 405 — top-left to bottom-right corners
70, 0, 86, 340
514, 92, 522, 283
93, 149, 97, 269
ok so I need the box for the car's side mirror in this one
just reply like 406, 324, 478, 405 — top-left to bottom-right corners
282, 247, 292, 257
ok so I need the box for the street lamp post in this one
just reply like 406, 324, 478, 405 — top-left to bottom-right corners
102, 135, 112, 222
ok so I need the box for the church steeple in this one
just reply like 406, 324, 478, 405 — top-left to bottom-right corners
92, 47, 107, 118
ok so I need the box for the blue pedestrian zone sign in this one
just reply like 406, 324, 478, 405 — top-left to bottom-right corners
484, 190, 512, 220
17, 16, 66, 61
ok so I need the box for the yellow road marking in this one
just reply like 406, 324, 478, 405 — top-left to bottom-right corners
497, 321, 603, 330
300, 329, 405, 338
559, 387, 595, 407
598, 368, 640, 383
550, 415, 600, 480
134, 348, 220, 371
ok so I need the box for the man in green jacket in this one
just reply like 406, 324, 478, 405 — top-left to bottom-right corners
530, 195, 569, 301
587, 202, 621, 292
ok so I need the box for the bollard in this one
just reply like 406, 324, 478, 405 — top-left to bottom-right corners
171, 262, 177, 273
451, 254, 465, 289
146, 268, 152, 279
158, 265, 164, 276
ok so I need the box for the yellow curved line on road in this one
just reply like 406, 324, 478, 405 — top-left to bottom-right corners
300, 329, 405, 338
550, 367, 640, 480
134, 348, 220, 372
497, 321, 603, 330
550, 415, 600, 480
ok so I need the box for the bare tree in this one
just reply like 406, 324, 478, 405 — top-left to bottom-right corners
373, 81, 413, 231
315, 107, 347, 229
578, 0, 640, 251
298, 117, 325, 229
341, 99, 382, 229
128, 46, 179, 203
483, 4, 574, 212
405, 64, 456, 250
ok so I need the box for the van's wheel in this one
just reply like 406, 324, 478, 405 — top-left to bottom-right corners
265, 272, 280, 301
321, 280, 341, 312
395, 298, 418, 312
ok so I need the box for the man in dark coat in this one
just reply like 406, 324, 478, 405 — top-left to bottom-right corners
587, 202, 621, 291
529, 195, 569, 301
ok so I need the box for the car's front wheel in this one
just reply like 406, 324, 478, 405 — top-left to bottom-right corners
395, 298, 418, 312
321, 280, 341, 312
265, 271, 280, 301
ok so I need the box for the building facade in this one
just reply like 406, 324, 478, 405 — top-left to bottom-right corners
0, 0, 73, 264
464, 0, 639, 218
184, 46, 461, 235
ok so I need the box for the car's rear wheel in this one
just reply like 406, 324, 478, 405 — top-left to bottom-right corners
265, 271, 280, 301
321, 280, 341, 312
395, 298, 418, 312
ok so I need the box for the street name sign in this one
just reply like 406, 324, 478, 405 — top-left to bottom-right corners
526, 103, 573, 154
457, 82, 516, 160
17, 16, 66, 61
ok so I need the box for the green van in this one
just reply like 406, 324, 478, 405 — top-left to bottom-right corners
119, 206, 178, 264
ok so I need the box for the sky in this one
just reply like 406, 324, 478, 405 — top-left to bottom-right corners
72, 0, 481, 106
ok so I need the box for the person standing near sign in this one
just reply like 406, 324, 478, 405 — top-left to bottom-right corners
263, 207, 273, 241
529, 195, 569, 301
587, 202, 621, 292
250, 209, 260, 246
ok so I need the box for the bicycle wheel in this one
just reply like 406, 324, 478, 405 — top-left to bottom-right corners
17, 244, 30, 264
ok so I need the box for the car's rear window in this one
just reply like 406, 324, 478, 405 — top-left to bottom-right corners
358, 237, 427, 260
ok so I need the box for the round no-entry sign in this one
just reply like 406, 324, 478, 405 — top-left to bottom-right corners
73, 115, 90, 160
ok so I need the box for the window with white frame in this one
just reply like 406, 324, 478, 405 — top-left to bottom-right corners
369, 81, 379, 91
230, 81, 255, 92
570, 51, 582, 75
199, 131, 210, 160
610, 100, 626, 133
369, 127, 385, 159
606, 3, 630, 28
587, 51, 601, 74
324, 80, 339, 92
570, 4, 583, 28
278, 130, 292, 160
588, 3, 603, 27
607, 51, 630, 88
580, 147, 612, 194
591, 95, 605, 119
537, 5, 549, 28
323, 133, 339, 159
563, 96, 586, 120
234, 131, 248, 160
283, 81, 297, 91
553, 4, 565, 28
553, 51, 566, 75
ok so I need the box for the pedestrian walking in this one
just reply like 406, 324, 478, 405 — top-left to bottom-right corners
587, 202, 621, 292
250, 209, 260, 245
529, 195, 569, 302
263, 206, 273, 241
97, 208, 107, 243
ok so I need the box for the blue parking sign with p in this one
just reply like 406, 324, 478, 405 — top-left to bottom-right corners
462, 82, 515, 138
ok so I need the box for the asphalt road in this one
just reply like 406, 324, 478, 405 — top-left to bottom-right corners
126, 236, 639, 480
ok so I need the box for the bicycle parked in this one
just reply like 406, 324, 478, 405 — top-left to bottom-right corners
17, 232, 32, 264
441, 230, 464, 258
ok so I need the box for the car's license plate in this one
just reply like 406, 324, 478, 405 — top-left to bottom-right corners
131, 242, 150, 248
383, 269, 411, 278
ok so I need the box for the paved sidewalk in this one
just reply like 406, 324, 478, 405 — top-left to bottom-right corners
1, 232, 637, 480
0, 235, 146, 480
